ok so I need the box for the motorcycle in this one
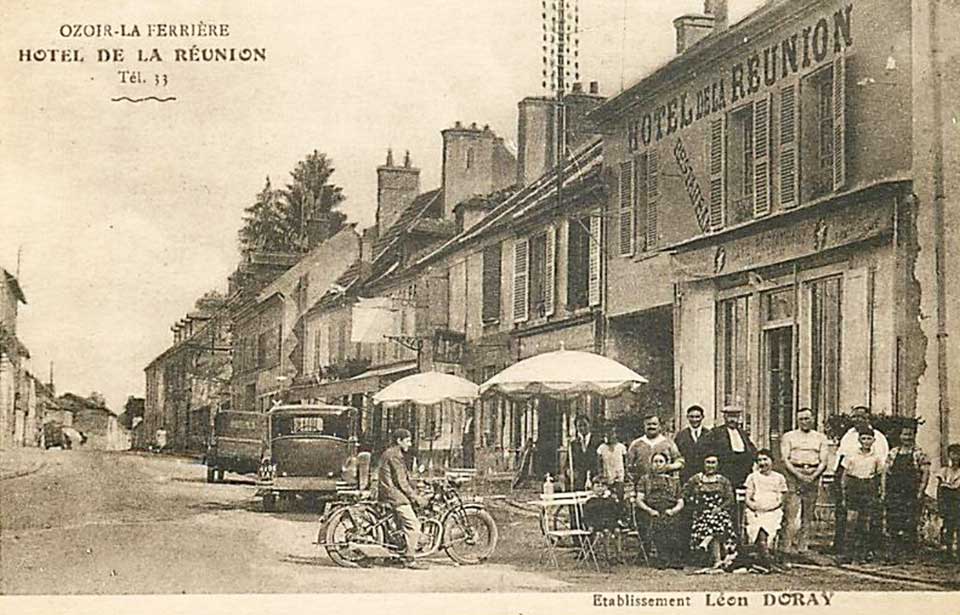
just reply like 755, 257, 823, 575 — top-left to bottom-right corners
320, 475, 498, 567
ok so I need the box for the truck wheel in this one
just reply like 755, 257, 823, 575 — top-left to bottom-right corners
263, 493, 277, 512
206, 467, 217, 483
215, 469, 225, 483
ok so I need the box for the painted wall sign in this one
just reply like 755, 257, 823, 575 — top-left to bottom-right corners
673, 137, 710, 233
628, 3, 854, 151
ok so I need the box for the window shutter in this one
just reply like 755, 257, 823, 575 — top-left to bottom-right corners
833, 54, 847, 191
512, 238, 529, 323
635, 152, 648, 250
617, 160, 635, 257
588, 213, 602, 307
482, 243, 502, 323
646, 149, 660, 248
544, 225, 556, 316
754, 95, 772, 217
779, 82, 799, 209
708, 117, 726, 231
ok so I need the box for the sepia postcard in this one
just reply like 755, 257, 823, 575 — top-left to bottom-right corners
2, 0, 959, 613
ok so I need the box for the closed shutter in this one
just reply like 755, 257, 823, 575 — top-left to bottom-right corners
544, 225, 556, 316
753, 95, 772, 217
588, 213, 602, 307
832, 53, 847, 191
617, 160, 635, 257
646, 149, 660, 248
635, 152, 648, 250
482, 243, 502, 323
708, 117, 726, 230
779, 82, 799, 209
512, 238, 529, 323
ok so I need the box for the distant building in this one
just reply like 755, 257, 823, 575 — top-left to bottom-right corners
58, 393, 127, 450
0, 267, 30, 448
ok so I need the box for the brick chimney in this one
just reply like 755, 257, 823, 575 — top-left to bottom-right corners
705, 0, 728, 30
675, 0, 728, 54
376, 148, 420, 237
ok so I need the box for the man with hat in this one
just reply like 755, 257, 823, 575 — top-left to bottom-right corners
705, 406, 756, 537
377, 428, 428, 569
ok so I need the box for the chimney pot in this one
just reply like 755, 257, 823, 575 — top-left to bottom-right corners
470, 122, 478, 130
454, 120, 462, 128
386, 148, 394, 166
589, 81, 599, 94
404, 150, 411, 167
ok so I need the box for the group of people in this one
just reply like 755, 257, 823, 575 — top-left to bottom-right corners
569, 404, 960, 570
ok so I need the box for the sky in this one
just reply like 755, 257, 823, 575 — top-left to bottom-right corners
0, 0, 764, 410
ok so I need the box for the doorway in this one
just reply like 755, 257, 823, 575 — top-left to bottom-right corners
763, 325, 795, 457
536, 398, 562, 477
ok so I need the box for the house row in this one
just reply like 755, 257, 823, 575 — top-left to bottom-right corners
144, 0, 960, 481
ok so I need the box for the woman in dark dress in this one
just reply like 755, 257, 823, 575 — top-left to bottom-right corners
635, 452, 685, 568
682, 454, 737, 567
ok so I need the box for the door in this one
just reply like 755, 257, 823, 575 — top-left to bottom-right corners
763, 326, 795, 457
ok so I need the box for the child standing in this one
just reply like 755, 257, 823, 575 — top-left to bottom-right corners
937, 443, 960, 561
744, 449, 789, 568
597, 426, 628, 501
636, 452, 685, 569
840, 427, 885, 563
884, 426, 931, 560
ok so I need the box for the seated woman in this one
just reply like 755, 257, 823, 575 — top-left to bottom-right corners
635, 451, 685, 569
744, 449, 788, 569
682, 453, 737, 569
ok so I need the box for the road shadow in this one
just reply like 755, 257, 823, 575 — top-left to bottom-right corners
190, 500, 263, 513
171, 477, 256, 486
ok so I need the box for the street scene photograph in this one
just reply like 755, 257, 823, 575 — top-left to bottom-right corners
2, 0, 960, 603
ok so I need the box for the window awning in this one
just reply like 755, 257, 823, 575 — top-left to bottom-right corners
287, 361, 418, 402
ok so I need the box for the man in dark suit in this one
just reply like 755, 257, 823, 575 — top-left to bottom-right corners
675, 405, 712, 485
705, 406, 756, 537
568, 414, 598, 490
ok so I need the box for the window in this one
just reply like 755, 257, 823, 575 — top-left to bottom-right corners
528, 232, 548, 318
567, 215, 591, 309
727, 105, 754, 226
716, 295, 750, 418
800, 55, 846, 201
296, 274, 309, 312
466, 148, 474, 170
482, 243, 502, 323
809, 277, 842, 426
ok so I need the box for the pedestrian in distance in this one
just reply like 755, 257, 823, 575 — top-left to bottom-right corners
744, 449, 789, 571
779, 407, 829, 557
936, 443, 960, 561
884, 425, 930, 562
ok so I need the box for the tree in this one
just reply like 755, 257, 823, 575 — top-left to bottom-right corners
237, 151, 347, 257
282, 150, 347, 250
194, 289, 226, 313
88, 391, 107, 408
238, 177, 288, 256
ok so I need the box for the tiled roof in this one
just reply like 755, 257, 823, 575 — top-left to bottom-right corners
373, 188, 443, 258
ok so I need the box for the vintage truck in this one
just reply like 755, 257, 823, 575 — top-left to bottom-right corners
204, 411, 266, 483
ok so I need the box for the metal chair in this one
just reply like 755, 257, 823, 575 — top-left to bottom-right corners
531, 490, 600, 572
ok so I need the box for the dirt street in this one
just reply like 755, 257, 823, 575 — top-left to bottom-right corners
0, 449, 930, 594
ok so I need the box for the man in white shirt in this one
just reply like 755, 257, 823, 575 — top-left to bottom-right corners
780, 408, 830, 554
832, 405, 888, 556
626, 414, 684, 482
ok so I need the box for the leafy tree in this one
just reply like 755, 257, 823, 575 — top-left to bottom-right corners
88, 391, 108, 408
237, 152, 347, 257
194, 289, 226, 313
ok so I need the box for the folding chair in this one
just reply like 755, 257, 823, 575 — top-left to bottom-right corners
532, 490, 600, 572
623, 493, 650, 565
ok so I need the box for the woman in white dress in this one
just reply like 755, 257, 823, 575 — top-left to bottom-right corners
745, 449, 788, 568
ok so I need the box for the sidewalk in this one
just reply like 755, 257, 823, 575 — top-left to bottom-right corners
0, 446, 47, 480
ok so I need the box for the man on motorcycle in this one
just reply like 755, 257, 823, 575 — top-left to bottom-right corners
377, 428, 428, 569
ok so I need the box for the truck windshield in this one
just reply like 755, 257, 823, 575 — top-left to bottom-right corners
272, 413, 352, 439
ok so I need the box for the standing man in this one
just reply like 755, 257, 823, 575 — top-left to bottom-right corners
832, 405, 888, 557
675, 405, 712, 485
377, 428, 428, 569
462, 406, 476, 468
568, 415, 598, 490
780, 407, 829, 556
626, 414, 684, 483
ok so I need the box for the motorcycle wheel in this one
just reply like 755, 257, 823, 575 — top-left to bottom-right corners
443, 505, 498, 565
323, 505, 383, 568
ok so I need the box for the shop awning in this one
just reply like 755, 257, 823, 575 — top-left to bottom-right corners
287, 361, 417, 401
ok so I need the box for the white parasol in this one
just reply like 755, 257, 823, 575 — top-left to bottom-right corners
479, 346, 647, 400
372, 371, 479, 407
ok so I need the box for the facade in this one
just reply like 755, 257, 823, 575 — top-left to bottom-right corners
588, 0, 960, 471
59, 393, 128, 451
0, 268, 30, 448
